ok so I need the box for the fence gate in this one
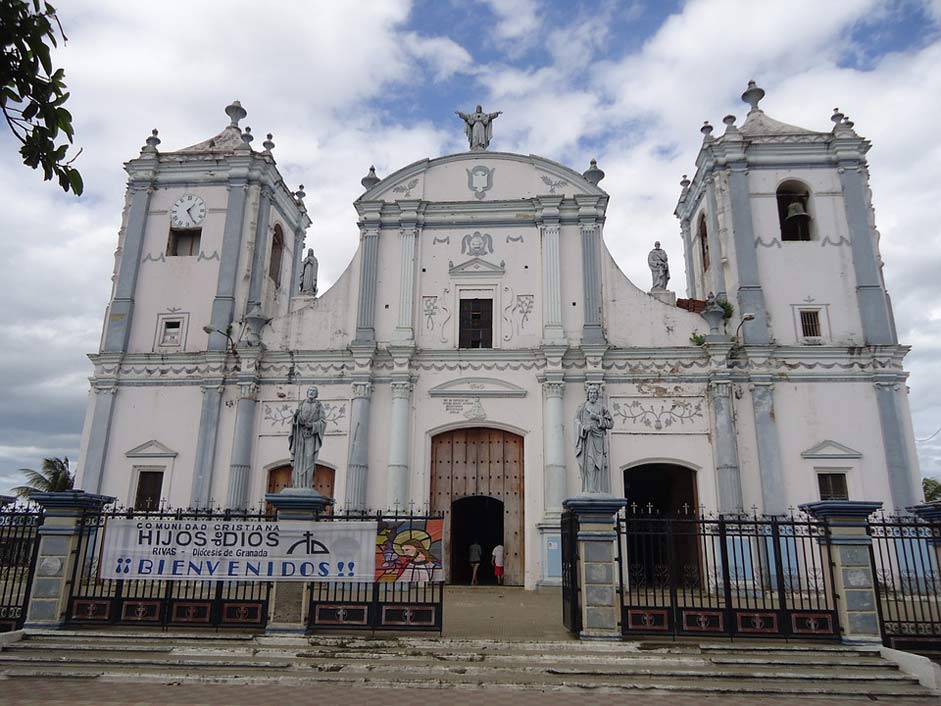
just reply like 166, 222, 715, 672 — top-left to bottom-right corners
66, 507, 271, 629
869, 513, 941, 651
561, 509, 580, 634
616, 511, 839, 639
0, 504, 43, 631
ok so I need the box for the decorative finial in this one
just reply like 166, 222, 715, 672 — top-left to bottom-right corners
262, 133, 275, 152
844, 118, 855, 129
583, 158, 605, 186
831, 107, 845, 125
722, 115, 738, 134
701, 121, 714, 140
295, 185, 306, 201
361, 165, 380, 190
680, 174, 690, 188
225, 100, 247, 128
241, 126, 254, 145
143, 128, 161, 151
741, 80, 765, 113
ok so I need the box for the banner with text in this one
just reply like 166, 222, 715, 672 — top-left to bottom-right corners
100, 518, 378, 582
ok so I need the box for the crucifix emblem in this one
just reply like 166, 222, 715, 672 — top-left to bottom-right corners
466, 165, 494, 200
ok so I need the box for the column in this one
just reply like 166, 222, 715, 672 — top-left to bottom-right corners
752, 378, 785, 514
726, 164, 770, 343
801, 500, 884, 643
77, 384, 117, 493
246, 186, 273, 309
537, 196, 564, 344
386, 381, 412, 510
704, 176, 727, 299
393, 224, 418, 342
874, 377, 917, 510
839, 165, 895, 344
102, 183, 153, 352
354, 219, 381, 344
207, 174, 250, 351
345, 381, 372, 511
563, 496, 627, 640
264, 489, 333, 634
191, 381, 224, 507
290, 224, 306, 295
680, 218, 695, 299
711, 378, 743, 513
226, 381, 258, 508
576, 196, 605, 344
25, 491, 115, 629
543, 380, 566, 514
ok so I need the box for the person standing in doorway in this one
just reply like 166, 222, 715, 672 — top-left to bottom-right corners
469, 540, 482, 585
492, 543, 505, 585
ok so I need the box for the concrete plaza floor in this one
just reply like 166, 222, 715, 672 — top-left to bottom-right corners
442, 585, 571, 640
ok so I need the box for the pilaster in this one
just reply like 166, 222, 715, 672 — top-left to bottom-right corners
346, 379, 373, 511
393, 201, 421, 342
576, 196, 605, 345
78, 383, 117, 493
874, 376, 917, 510
710, 375, 743, 513
226, 372, 259, 509
680, 218, 695, 299
387, 380, 413, 510
751, 376, 785, 514
246, 185, 274, 309
704, 175, 726, 299
354, 202, 382, 344
726, 163, 770, 343
190, 378, 225, 507
208, 167, 251, 351
536, 196, 564, 344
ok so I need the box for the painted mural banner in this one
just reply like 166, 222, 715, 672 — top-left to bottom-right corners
99, 517, 445, 583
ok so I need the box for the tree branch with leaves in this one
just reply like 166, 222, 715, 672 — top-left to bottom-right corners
11, 456, 74, 498
0, 0, 82, 194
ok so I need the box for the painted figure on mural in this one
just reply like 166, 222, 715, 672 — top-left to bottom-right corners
456, 105, 502, 151
288, 385, 326, 488
648, 241, 670, 290
574, 384, 614, 494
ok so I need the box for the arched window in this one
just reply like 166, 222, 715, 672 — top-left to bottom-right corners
776, 180, 813, 241
268, 225, 284, 287
697, 213, 710, 272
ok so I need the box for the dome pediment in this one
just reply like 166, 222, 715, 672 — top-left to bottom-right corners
358, 152, 607, 204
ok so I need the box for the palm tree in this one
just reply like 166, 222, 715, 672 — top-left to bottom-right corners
11, 456, 74, 498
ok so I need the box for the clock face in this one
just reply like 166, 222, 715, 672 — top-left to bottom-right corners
170, 194, 207, 228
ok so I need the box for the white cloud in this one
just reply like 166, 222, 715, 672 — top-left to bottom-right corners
478, 0, 542, 54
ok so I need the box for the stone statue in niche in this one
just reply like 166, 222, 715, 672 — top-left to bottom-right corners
289, 386, 325, 488
648, 241, 670, 290
574, 384, 614, 494
456, 105, 502, 151
299, 248, 318, 296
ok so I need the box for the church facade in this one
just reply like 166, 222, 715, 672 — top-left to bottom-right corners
74, 84, 922, 588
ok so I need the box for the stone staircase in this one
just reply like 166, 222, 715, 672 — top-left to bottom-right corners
0, 630, 936, 698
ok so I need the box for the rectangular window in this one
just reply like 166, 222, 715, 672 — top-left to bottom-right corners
459, 298, 493, 349
167, 228, 201, 256
818, 473, 849, 501
134, 470, 164, 510
159, 319, 182, 346
799, 309, 821, 338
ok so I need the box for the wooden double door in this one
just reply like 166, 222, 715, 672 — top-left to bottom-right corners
431, 428, 524, 585
266, 464, 335, 513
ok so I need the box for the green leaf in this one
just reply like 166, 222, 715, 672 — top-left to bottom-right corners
67, 167, 83, 195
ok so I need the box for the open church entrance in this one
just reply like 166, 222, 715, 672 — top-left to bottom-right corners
450, 496, 504, 584
430, 428, 523, 585
623, 463, 700, 584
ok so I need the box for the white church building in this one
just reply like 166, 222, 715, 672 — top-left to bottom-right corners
75, 82, 922, 588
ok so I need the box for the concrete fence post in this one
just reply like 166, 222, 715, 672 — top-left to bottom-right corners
563, 495, 627, 640
25, 491, 115, 629
800, 500, 884, 644
264, 488, 333, 634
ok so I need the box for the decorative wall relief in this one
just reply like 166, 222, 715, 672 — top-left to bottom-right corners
754, 236, 782, 249
432, 235, 450, 245
438, 287, 452, 343
540, 175, 568, 194
466, 165, 495, 200
506, 234, 524, 243
197, 250, 220, 261
610, 397, 706, 433
261, 399, 349, 436
461, 231, 493, 256
502, 286, 535, 341
392, 178, 419, 198
422, 296, 438, 331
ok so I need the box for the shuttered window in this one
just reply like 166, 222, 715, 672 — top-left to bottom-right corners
459, 298, 492, 349
818, 473, 849, 501
800, 309, 821, 338
134, 470, 164, 510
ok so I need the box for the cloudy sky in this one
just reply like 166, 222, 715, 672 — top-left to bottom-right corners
1, 0, 940, 495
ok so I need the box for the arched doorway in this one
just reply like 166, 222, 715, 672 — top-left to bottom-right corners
430, 428, 523, 585
624, 463, 698, 515
623, 463, 699, 584
450, 496, 504, 584
266, 464, 335, 514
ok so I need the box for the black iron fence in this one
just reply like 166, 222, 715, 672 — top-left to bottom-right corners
67, 506, 273, 629
869, 513, 941, 650
307, 512, 444, 632
0, 504, 43, 631
616, 509, 839, 639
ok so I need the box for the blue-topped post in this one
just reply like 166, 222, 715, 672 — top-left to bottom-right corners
909, 502, 941, 580
563, 495, 626, 640
800, 500, 883, 644
25, 491, 115, 629
264, 488, 334, 633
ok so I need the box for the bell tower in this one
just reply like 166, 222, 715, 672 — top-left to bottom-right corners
675, 81, 918, 512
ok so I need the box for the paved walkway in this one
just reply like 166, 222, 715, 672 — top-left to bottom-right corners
442, 585, 571, 640
0, 679, 931, 705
